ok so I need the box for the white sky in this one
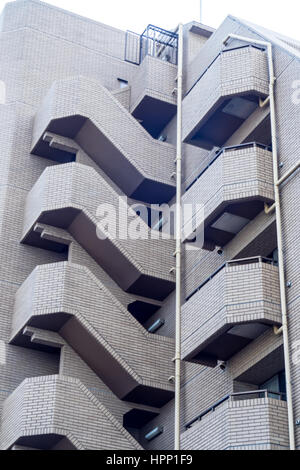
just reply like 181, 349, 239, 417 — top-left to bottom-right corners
0, 0, 299, 40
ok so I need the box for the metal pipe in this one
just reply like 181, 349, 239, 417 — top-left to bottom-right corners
264, 202, 276, 214
277, 160, 300, 187
267, 39, 296, 452
259, 96, 270, 108
264, 161, 299, 212
174, 23, 183, 451
274, 325, 284, 336
223, 33, 296, 451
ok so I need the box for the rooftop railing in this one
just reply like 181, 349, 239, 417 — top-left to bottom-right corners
125, 25, 178, 66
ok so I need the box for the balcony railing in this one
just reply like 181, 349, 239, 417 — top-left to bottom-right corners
185, 389, 286, 430
182, 257, 281, 365
182, 45, 269, 149
185, 142, 272, 193
187, 44, 266, 95
182, 142, 274, 249
186, 256, 275, 302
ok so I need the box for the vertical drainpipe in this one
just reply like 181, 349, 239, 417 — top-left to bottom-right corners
267, 41, 296, 452
174, 23, 183, 451
223, 33, 296, 451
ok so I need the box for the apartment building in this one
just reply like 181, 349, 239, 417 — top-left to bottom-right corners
0, 0, 299, 450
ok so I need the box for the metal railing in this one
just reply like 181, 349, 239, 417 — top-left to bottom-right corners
140, 25, 178, 65
185, 256, 275, 302
185, 142, 272, 193
125, 25, 178, 66
125, 30, 141, 65
230, 389, 286, 402
185, 389, 286, 430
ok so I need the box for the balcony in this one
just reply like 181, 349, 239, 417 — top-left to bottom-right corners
182, 143, 274, 249
182, 390, 289, 450
182, 257, 282, 367
21, 163, 175, 300
10, 262, 175, 407
0, 375, 143, 450
182, 45, 269, 150
130, 55, 177, 138
126, 22, 178, 138
31, 76, 176, 203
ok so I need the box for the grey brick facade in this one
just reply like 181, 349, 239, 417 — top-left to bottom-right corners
0, 0, 299, 450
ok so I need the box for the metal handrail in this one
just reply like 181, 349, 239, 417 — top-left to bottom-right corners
231, 389, 286, 400
185, 389, 286, 429
185, 256, 275, 302
186, 395, 230, 429
185, 142, 272, 193
187, 43, 266, 96
226, 256, 274, 267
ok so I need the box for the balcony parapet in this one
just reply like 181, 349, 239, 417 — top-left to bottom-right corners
182, 389, 289, 450
130, 55, 177, 138
182, 142, 274, 249
182, 257, 282, 366
182, 45, 269, 149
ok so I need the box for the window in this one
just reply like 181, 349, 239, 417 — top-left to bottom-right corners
148, 319, 165, 334
145, 426, 163, 441
117, 78, 128, 89
260, 370, 286, 400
